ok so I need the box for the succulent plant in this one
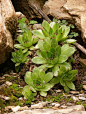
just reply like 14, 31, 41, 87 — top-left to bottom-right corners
11, 49, 29, 71
23, 67, 54, 97
14, 30, 39, 53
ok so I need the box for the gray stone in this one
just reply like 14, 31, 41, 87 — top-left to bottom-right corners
70, 91, 79, 95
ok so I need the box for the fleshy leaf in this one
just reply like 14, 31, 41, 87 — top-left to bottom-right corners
32, 29, 45, 39
65, 81, 75, 90
45, 72, 53, 83
42, 20, 50, 32
25, 72, 33, 85
58, 55, 68, 63
52, 64, 59, 76
32, 57, 47, 64
40, 91, 47, 97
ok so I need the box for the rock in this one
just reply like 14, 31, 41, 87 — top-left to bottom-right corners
19, 106, 28, 111
60, 105, 67, 109
11, 106, 20, 112
83, 85, 86, 90
0, 0, 17, 64
56, 89, 62, 93
82, 81, 86, 85
12, 0, 44, 20
52, 103, 60, 109
33, 24, 42, 30
69, 91, 79, 95
6, 81, 12, 86
69, 111, 86, 114
43, 0, 86, 44
5, 106, 15, 111
31, 101, 48, 109
72, 96, 79, 101
8, 105, 85, 114
0, 95, 10, 100
79, 96, 86, 101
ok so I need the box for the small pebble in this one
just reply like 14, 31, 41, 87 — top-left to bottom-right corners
72, 96, 79, 101
56, 89, 62, 93
55, 103, 60, 107
60, 105, 67, 109
6, 81, 12, 86
31, 103, 43, 109
82, 81, 86, 85
19, 106, 28, 111
69, 91, 79, 95
11, 106, 20, 112
83, 85, 86, 90
79, 97, 86, 101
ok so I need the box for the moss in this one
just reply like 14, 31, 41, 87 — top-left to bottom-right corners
66, 98, 73, 102
10, 95, 17, 102
76, 101, 82, 105
83, 104, 86, 109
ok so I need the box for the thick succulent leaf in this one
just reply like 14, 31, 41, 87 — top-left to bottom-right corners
45, 72, 53, 83
43, 41, 51, 52
52, 64, 59, 76
50, 77, 60, 84
61, 44, 69, 53
60, 62, 72, 71
22, 48, 28, 53
38, 64, 51, 71
65, 81, 75, 90
31, 73, 38, 80
22, 85, 32, 99
65, 39, 76, 44
32, 29, 45, 39
14, 44, 25, 49
40, 91, 47, 97
36, 50, 42, 57
52, 57, 58, 65
41, 83, 54, 91
61, 44, 75, 57
38, 40, 44, 50
12, 52, 16, 58
17, 35, 24, 46
25, 72, 33, 85
41, 50, 47, 59
33, 67, 40, 75
56, 33, 63, 42
15, 63, 20, 67
32, 57, 47, 64
40, 70, 45, 81
61, 25, 70, 38
42, 29, 49, 37
60, 79, 65, 86
52, 22, 59, 33
32, 37, 39, 44
11, 58, 16, 63
64, 84, 70, 93
29, 86, 36, 92
67, 70, 78, 76
58, 55, 68, 63
22, 56, 27, 63
42, 20, 50, 32
50, 22, 55, 28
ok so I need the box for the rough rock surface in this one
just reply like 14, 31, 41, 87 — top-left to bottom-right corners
8, 105, 85, 114
43, 0, 86, 44
0, 0, 17, 64
11, 0, 44, 21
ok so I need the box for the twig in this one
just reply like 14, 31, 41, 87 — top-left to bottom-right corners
26, 1, 86, 55
27, 2, 51, 23
74, 42, 86, 54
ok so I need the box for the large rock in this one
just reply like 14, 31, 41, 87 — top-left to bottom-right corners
11, 0, 44, 21
0, 0, 17, 64
43, 0, 86, 44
